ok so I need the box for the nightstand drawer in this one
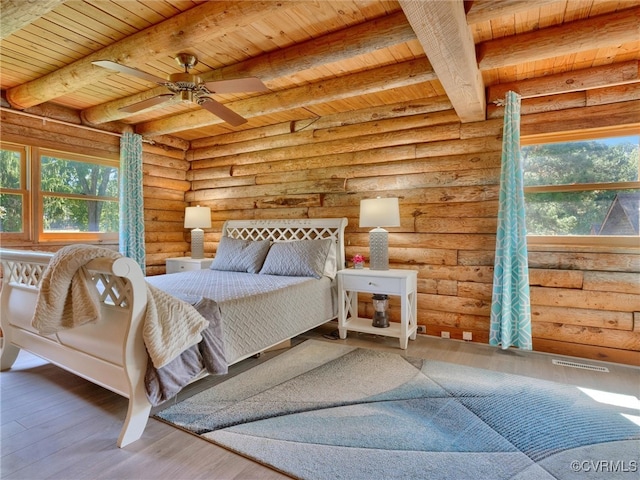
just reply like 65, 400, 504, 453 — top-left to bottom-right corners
167, 261, 200, 273
341, 274, 403, 294
166, 258, 212, 274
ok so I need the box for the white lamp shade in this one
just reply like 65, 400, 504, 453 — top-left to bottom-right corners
184, 205, 212, 229
359, 197, 400, 228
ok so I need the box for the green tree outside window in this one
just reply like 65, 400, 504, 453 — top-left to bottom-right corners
522, 138, 639, 236
40, 156, 119, 233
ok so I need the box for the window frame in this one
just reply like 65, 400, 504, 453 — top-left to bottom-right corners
0, 143, 31, 242
521, 124, 640, 250
0, 142, 120, 245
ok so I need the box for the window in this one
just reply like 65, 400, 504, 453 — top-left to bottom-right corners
38, 149, 119, 241
522, 126, 639, 247
0, 144, 29, 240
0, 143, 119, 244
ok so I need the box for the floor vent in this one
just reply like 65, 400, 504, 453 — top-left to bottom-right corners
552, 359, 609, 373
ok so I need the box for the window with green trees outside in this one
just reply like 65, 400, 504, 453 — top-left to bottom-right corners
522, 128, 639, 245
39, 154, 119, 234
0, 143, 119, 243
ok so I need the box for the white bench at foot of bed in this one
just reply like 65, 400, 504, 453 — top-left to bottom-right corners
0, 249, 151, 447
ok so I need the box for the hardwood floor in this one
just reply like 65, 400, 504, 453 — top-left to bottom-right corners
2, 322, 638, 480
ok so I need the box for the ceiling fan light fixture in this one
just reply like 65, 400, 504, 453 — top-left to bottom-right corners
93, 53, 265, 126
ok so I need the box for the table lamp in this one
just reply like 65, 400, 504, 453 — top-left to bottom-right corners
184, 205, 211, 259
359, 197, 400, 270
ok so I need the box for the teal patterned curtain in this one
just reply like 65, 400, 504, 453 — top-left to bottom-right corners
489, 91, 532, 350
119, 132, 146, 274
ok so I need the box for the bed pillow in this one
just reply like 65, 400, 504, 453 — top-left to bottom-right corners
210, 236, 271, 273
259, 238, 333, 279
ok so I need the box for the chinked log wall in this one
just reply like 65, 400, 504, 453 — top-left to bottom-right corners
183, 91, 640, 366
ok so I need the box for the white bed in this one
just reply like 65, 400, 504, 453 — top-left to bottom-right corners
0, 217, 347, 447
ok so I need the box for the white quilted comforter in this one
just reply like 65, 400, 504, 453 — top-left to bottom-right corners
146, 269, 336, 364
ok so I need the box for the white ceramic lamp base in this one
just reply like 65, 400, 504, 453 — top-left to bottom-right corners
369, 227, 389, 270
190, 228, 205, 259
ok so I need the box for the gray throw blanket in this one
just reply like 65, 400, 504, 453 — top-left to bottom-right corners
145, 294, 228, 406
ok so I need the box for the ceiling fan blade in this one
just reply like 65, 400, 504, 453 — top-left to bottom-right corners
119, 94, 174, 113
199, 98, 247, 126
203, 77, 268, 94
92, 60, 168, 85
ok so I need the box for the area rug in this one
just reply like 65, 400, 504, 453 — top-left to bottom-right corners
155, 340, 640, 480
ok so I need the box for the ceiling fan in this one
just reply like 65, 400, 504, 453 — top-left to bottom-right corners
92, 53, 268, 126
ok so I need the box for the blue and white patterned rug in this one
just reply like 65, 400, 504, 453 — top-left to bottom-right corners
155, 340, 640, 479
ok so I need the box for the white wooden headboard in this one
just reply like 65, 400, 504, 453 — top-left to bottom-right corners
222, 218, 349, 270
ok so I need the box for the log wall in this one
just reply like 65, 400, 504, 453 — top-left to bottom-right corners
185, 93, 640, 366
2, 90, 638, 366
141, 142, 191, 276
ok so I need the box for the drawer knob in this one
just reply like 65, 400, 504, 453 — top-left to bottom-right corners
368, 281, 375, 286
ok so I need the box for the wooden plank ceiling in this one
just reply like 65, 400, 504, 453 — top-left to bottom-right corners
1, 0, 638, 143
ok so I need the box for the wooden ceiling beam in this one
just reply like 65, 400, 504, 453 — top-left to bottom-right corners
478, 7, 640, 70
0, 0, 66, 40
81, 11, 416, 125
4, 1, 296, 110
135, 58, 437, 137
214, 10, 414, 82
399, 0, 485, 123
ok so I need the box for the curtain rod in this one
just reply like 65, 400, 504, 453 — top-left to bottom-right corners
0, 107, 154, 144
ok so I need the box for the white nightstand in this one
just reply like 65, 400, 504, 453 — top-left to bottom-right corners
166, 257, 213, 274
337, 268, 418, 349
